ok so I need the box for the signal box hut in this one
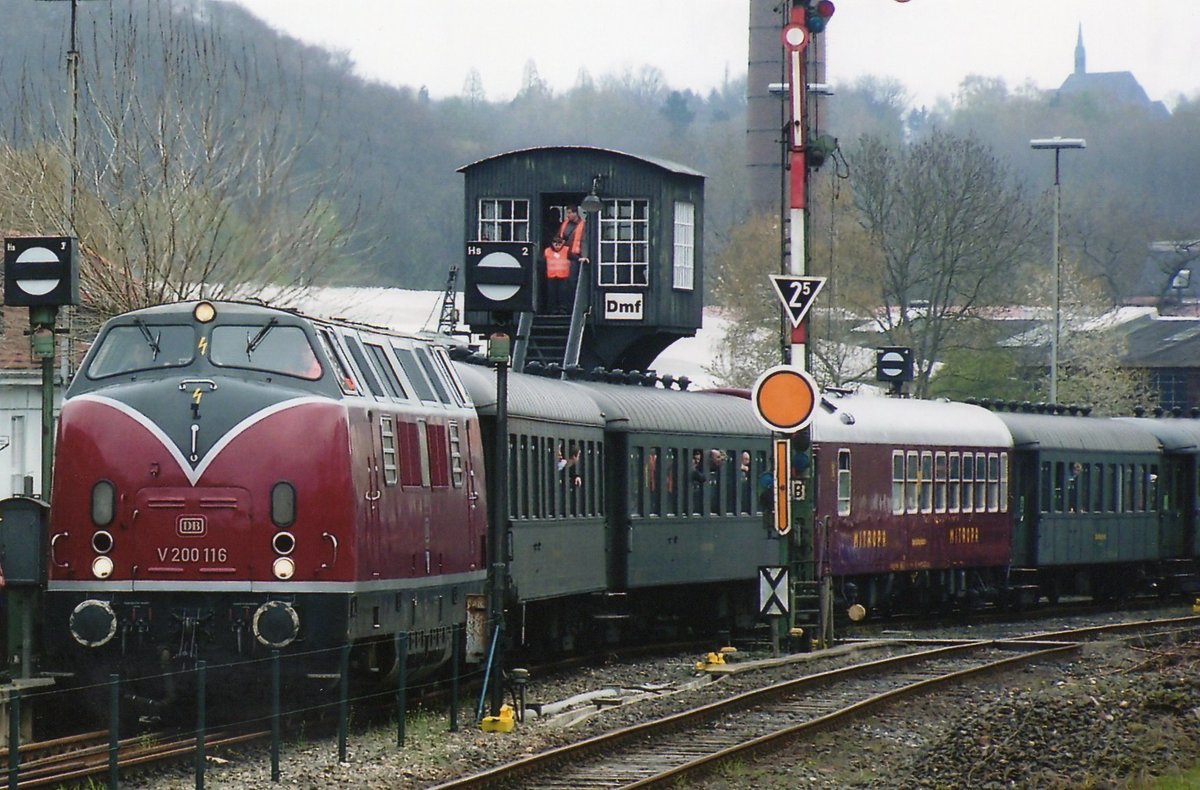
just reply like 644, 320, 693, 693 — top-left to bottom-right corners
458, 146, 704, 376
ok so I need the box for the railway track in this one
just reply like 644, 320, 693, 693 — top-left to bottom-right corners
431, 615, 1200, 790
5, 726, 267, 788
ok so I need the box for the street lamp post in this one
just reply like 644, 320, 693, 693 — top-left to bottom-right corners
1030, 137, 1086, 404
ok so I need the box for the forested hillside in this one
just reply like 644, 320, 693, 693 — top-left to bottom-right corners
1, 0, 1198, 309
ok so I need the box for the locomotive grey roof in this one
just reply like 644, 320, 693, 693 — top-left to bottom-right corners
456, 146, 705, 178
453, 364, 605, 428
580, 383, 764, 437
1114, 416, 1200, 453
994, 411, 1161, 453
812, 394, 1012, 448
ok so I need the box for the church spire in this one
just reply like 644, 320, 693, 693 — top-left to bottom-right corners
1075, 23, 1086, 75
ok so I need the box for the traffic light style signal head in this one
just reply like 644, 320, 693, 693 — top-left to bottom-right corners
805, 0, 835, 32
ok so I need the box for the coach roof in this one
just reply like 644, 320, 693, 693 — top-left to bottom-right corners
812, 394, 1013, 448
995, 411, 1161, 453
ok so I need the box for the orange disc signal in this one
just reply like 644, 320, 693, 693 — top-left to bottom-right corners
752, 365, 817, 433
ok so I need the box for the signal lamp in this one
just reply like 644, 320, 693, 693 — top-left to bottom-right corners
91, 530, 114, 554
807, 0, 835, 32
272, 531, 296, 556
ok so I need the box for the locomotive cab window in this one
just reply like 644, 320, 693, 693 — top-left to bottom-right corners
87, 323, 196, 378
210, 324, 322, 380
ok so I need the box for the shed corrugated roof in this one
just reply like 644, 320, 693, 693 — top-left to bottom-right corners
457, 146, 705, 178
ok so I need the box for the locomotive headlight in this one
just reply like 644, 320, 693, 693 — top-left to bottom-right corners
193, 301, 216, 323
272, 531, 296, 556
91, 555, 115, 579
272, 557, 296, 580
91, 530, 114, 554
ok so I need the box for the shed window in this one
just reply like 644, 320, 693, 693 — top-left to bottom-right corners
477, 198, 529, 242
598, 198, 649, 286
672, 201, 695, 291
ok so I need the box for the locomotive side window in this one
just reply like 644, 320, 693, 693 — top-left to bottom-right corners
427, 423, 450, 488
948, 454, 961, 513
380, 416, 399, 486
210, 325, 321, 380
342, 335, 386, 398
87, 324, 195, 377
837, 450, 851, 516
416, 347, 453, 404
392, 345, 438, 402
416, 420, 432, 487
316, 328, 360, 394
430, 346, 470, 406
891, 451, 904, 515
366, 343, 409, 400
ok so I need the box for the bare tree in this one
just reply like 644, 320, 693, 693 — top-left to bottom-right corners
850, 129, 1036, 397
9, 1, 359, 317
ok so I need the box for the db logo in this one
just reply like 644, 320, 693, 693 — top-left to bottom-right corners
177, 516, 207, 537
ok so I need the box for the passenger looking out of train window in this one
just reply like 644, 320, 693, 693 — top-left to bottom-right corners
543, 236, 571, 314
1067, 462, 1082, 513
740, 451, 753, 514
558, 443, 581, 488
709, 450, 725, 514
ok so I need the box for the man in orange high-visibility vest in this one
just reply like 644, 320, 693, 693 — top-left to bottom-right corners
543, 236, 570, 313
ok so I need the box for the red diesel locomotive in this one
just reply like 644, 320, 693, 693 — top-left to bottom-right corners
46, 300, 487, 704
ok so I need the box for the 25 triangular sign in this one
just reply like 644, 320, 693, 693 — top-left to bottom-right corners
769, 275, 826, 328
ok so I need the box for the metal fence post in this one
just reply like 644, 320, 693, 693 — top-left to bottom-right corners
271, 651, 281, 783
395, 632, 408, 748
109, 674, 120, 789
195, 660, 206, 790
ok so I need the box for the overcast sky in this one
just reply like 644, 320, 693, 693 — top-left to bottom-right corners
226, 0, 1197, 110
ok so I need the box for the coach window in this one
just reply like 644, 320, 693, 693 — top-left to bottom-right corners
962, 454, 975, 512
974, 455, 988, 512
1000, 453, 1009, 512
987, 453, 1000, 512
948, 454, 961, 513
366, 343, 408, 400
507, 435, 518, 519
919, 451, 933, 513
837, 450, 851, 516
891, 451, 904, 515
754, 450, 767, 514
631, 447, 644, 516
666, 448, 679, 516
934, 452, 947, 513
647, 448, 661, 516
1122, 464, 1134, 512
905, 451, 919, 514
724, 448, 738, 515
1148, 464, 1159, 511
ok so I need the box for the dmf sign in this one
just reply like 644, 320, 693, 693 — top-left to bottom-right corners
603, 292, 643, 321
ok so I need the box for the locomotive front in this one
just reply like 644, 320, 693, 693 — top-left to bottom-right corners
45, 301, 355, 703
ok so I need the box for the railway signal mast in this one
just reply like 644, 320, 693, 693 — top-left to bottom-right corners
782, 0, 834, 649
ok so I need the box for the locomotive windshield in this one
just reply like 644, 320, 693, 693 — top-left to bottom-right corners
210, 324, 322, 380
87, 323, 195, 377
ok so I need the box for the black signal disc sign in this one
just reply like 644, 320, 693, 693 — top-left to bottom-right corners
4, 236, 79, 307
